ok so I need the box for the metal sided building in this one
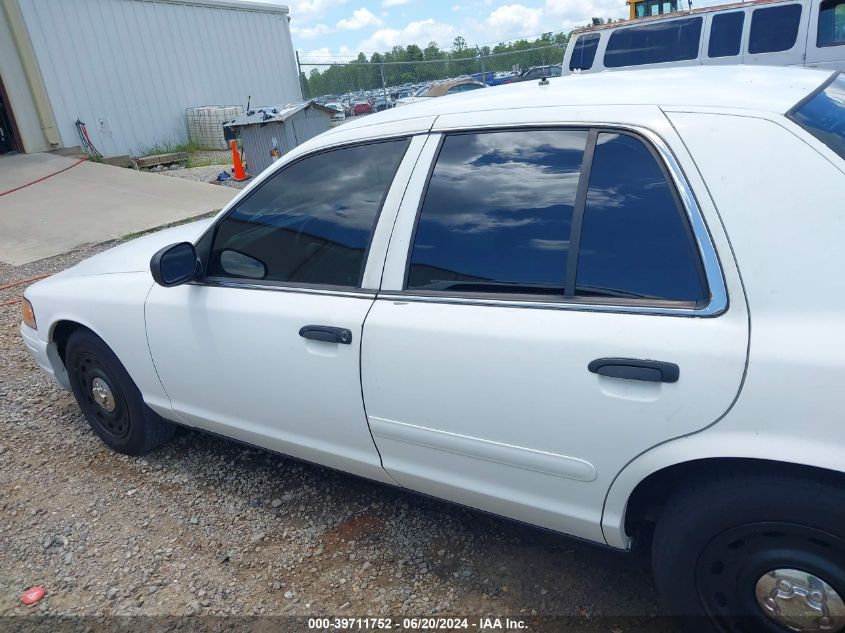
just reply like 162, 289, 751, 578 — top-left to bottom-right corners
224, 102, 335, 176
0, 0, 301, 157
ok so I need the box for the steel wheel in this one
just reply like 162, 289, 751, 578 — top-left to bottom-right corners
696, 522, 845, 632
73, 350, 130, 439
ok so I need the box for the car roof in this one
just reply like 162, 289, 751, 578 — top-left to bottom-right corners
320, 66, 835, 140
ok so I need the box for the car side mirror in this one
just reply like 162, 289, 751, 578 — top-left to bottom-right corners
150, 242, 199, 287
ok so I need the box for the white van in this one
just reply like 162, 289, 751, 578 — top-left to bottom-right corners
563, 0, 845, 74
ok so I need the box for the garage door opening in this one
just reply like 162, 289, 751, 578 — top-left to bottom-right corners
0, 75, 22, 154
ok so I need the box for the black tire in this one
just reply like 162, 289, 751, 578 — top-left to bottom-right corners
66, 328, 175, 455
652, 470, 845, 633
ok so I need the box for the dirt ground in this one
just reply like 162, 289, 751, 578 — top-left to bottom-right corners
0, 241, 681, 633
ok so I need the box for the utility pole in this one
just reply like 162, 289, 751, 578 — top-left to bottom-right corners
295, 50, 307, 100
476, 46, 487, 80
380, 62, 388, 106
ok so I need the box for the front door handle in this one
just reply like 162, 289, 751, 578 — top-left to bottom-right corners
299, 325, 352, 345
588, 358, 679, 383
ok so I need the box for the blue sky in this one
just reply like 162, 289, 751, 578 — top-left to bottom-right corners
251, 0, 640, 59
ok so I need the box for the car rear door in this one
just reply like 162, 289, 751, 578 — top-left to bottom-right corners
145, 136, 424, 483
361, 108, 749, 543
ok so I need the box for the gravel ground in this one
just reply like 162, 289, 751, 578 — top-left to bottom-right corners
157, 165, 250, 190
0, 239, 679, 632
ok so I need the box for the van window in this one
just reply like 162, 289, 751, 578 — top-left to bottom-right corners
605, 17, 703, 68
818, 0, 845, 47
748, 4, 802, 54
789, 74, 845, 160
708, 12, 745, 58
570, 34, 601, 70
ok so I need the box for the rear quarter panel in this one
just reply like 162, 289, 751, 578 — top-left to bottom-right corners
603, 109, 845, 547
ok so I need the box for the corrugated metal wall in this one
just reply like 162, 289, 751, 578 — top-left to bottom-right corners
17, 0, 301, 156
240, 108, 331, 176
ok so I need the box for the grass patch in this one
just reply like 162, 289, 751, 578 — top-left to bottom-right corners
186, 155, 232, 169
138, 140, 205, 156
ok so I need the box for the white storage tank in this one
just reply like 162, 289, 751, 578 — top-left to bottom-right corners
186, 106, 244, 150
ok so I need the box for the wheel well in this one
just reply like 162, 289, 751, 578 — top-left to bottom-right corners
624, 458, 845, 544
51, 320, 90, 363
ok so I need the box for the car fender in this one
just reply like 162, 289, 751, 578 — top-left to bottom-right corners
25, 272, 174, 418
601, 429, 845, 549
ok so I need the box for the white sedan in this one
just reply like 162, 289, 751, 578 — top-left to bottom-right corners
21, 67, 845, 631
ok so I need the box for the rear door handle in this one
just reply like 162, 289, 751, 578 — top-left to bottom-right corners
299, 325, 352, 345
588, 358, 679, 383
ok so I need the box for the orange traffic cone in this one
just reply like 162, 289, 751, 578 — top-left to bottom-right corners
231, 140, 248, 181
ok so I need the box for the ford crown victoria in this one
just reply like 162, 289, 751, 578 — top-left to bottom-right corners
21, 67, 845, 631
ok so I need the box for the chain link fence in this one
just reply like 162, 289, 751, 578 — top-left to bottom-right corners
298, 43, 567, 101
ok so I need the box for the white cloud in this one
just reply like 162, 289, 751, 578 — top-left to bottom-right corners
286, 0, 348, 24
451, 4, 461, 10
359, 18, 457, 51
382, 0, 410, 6
298, 45, 357, 70
482, 4, 544, 41
291, 23, 332, 39
544, 0, 625, 27
337, 7, 383, 30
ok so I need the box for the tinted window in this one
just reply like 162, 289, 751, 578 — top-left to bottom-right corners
818, 0, 845, 47
605, 17, 703, 68
708, 12, 745, 58
570, 34, 601, 70
748, 4, 802, 53
790, 75, 845, 160
407, 130, 589, 295
576, 133, 706, 302
208, 139, 408, 287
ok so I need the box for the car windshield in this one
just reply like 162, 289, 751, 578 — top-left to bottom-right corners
789, 73, 845, 160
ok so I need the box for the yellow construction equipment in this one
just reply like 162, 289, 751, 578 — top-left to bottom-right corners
627, 0, 681, 19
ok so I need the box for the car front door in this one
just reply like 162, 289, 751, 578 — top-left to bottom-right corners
361, 113, 749, 543
145, 136, 420, 483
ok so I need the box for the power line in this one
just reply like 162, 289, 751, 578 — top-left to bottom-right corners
296, 30, 573, 61
299, 42, 565, 66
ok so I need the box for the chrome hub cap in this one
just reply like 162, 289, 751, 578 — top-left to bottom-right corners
91, 377, 116, 413
755, 568, 845, 632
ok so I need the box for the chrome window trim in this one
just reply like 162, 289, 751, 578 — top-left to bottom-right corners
196, 278, 376, 300
635, 125, 728, 317
189, 124, 729, 319
377, 292, 701, 316
396, 122, 729, 318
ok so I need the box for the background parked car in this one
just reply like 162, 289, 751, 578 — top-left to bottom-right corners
395, 79, 487, 106
563, 0, 845, 74
324, 102, 345, 121
501, 65, 563, 84
373, 96, 393, 112
352, 101, 373, 115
